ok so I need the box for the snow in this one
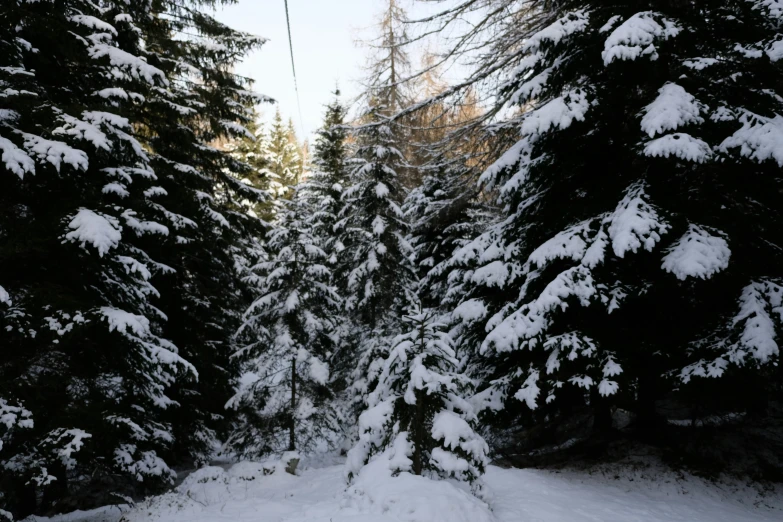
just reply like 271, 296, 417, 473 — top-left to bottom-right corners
514, 370, 541, 408
68, 15, 118, 36
26, 455, 783, 522
431, 411, 489, 467
719, 112, 783, 166
732, 281, 783, 363
0, 285, 9, 306
0, 135, 35, 179
308, 356, 329, 385
20, 133, 89, 173
64, 209, 122, 257
767, 39, 783, 61
86, 35, 166, 85
521, 89, 590, 137
482, 266, 597, 354
607, 183, 669, 258
102, 182, 129, 197
527, 219, 591, 269
523, 9, 590, 52
100, 308, 150, 337
602, 12, 681, 65
644, 133, 712, 162
452, 299, 488, 322
681, 280, 783, 382
640, 83, 705, 138
661, 225, 731, 280
753, 0, 783, 19
471, 260, 511, 288
52, 429, 92, 469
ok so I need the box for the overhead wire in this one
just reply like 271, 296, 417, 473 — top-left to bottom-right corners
283, 0, 306, 136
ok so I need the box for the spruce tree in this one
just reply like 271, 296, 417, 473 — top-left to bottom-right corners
346, 306, 488, 493
227, 191, 341, 458
137, 1, 269, 472
0, 0, 268, 515
403, 164, 493, 309
440, 0, 783, 444
305, 90, 349, 259
267, 110, 303, 193
0, 0, 199, 515
336, 109, 418, 440
338, 112, 415, 328
225, 116, 286, 221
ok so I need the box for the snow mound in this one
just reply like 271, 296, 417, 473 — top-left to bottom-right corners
343, 458, 494, 522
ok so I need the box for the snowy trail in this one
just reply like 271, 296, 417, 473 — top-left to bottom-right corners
28, 460, 783, 522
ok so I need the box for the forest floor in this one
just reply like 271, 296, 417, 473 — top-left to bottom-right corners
25, 454, 783, 522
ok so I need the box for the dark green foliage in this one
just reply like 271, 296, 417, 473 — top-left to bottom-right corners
226, 192, 341, 458
0, 0, 267, 516
443, 0, 783, 450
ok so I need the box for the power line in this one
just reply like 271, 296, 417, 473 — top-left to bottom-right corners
283, 0, 306, 136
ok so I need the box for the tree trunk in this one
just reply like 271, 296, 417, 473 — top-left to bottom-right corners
289, 357, 296, 451
413, 389, 424, 475
592, 389, 613, 436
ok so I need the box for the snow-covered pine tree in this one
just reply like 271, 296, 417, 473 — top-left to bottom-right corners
437, 0, 783, 443
224, 116, 286, 221
403, 164, 494, 309
339, 111, 416, 328
287, 118, 306, 183
227, 191, 341, 458
266, 110, 303, 194
129, 1, 270, 473
305, 89, 349, 251
346, 305, 488, 492
335, 108, 418, 443
0, 0, 200, 515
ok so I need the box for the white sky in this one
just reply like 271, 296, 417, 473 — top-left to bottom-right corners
213, 0, 385, 140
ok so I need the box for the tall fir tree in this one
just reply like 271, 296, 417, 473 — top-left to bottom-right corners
227, 191, 341, 458
224, 116, 286, 221
435, 0, 783, 451
305, 90, 349, 260
137, 0, 269, 473
336, 110, 417, 432
346, 305, 488, 494
267, 110, 303, 193
0, 0, 195, 515
0, 0, 268, 516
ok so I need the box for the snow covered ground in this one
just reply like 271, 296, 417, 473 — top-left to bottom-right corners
25, 456, 783, 522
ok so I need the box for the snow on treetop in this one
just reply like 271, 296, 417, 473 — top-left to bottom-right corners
602, 12, 681, 65
641, 83, 705, 138
661, 225, 730, 280
64, 208, 122, 257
